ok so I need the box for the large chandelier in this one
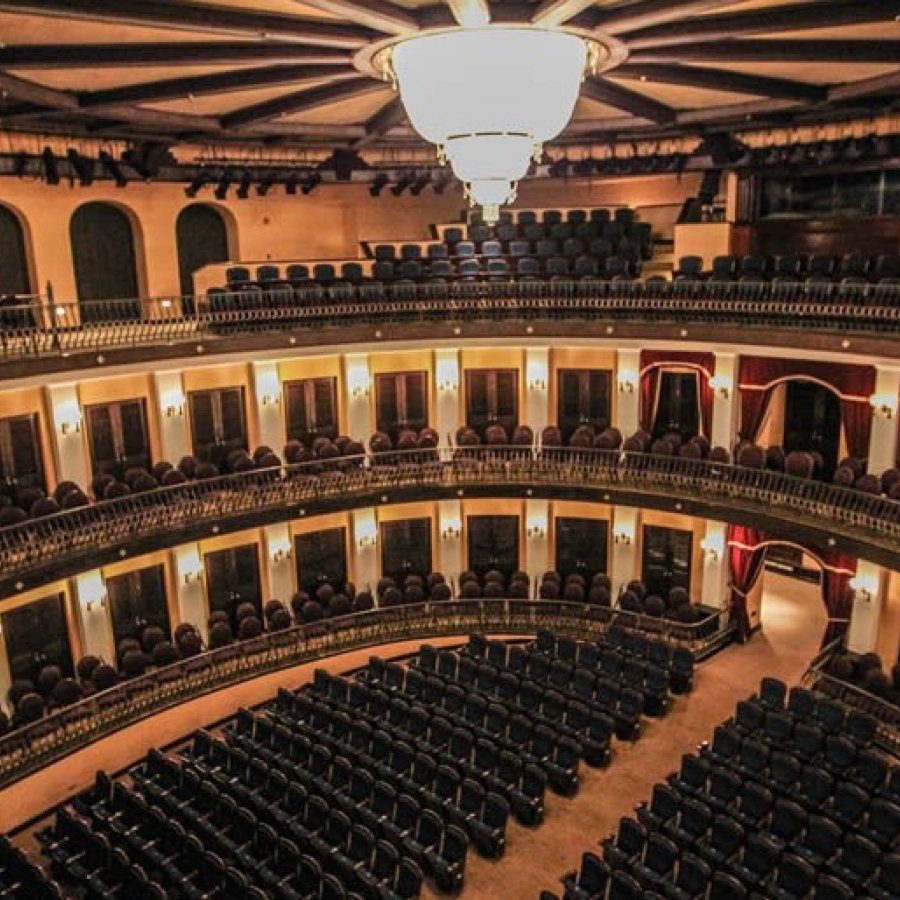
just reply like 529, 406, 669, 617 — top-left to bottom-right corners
376, 27, 600, 223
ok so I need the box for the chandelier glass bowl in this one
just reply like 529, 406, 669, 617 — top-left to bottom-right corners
377, 27, 600, 222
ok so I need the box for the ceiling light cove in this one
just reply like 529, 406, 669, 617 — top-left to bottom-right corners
366, 25, 621, 222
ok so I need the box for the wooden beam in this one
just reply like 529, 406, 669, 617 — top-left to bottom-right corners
247, 122, 366, 138
353, 96, 406, 148
80, 65, 357, 108
630, 41, 900, 65
616, 63, 826, 103
530, 0, 597, 27
0, 0, 377, 48
0, 71, 80, 111
0, 44, 352, 68
589, 0, 741, 36
292, 0, 418, 34
676, 97, 801, 126
620, 0, 898, 50
444, 0, 490, 28
221, 77, 385, 128
582, 76, 676, 124
829, 69, 900, 102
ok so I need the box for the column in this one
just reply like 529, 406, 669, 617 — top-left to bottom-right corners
72, 570, 114, 662
46, 384, 88, 487
610, 506, 638, 595
438, 500, 463, 590
352, 507, 379, 594
264, 523, 295, 603
525, 499, 550, 590
700, 520, 729, 609
711, 352, 739, 451
154, 371, 190, 463
435, 348, 461, 447
173, 544, 208, 640
846, 560, 885, 655
344, 353, 373, 442
252, 361, 285, 454
867, 366, 900, 475
525, 348, 550, 436
616, 349, 640, 437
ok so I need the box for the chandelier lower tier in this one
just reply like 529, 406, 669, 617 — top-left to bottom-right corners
375, 27, 603, 223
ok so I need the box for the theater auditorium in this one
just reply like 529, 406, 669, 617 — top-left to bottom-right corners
0, 0, 896, 897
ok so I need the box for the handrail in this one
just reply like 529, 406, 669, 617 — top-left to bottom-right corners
0, 599, 728, 791
2, 447, 900, 597
0, 278, 899, 363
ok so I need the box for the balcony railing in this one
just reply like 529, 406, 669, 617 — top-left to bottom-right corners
1, 278, 899, 363
0, 598, 726, 793
1, 447, 899, 597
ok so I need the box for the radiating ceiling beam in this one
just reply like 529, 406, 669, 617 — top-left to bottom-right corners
80, 65, 358, 108
0, 71, 79, 111
616, 63, 826, 103
676, 97, 801, 126
582, 76, 676, 124
292, 0, 418, 34
619, 0, 898, 50
829, 69, 900, 102
221, 77, 385, 128
0, 0, 376, 48
630, 40, 900, 64
531, 0, 597, 27
0, 44, 352, 68
353, 95, 406, 148
444, 0, 490, 28
588, 0, 742, 35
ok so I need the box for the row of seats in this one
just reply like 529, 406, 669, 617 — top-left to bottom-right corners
675, 252, 900, 283
545, 676, 899, 900
373, 236, 641, 262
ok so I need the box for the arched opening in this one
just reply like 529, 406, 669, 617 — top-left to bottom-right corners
176, 203, 233, 300
782, 378, 843, 479
0, 204, 33, 297
70, 202, 141, 317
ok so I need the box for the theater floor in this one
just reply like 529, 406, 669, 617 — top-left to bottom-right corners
432, 572, 827, 899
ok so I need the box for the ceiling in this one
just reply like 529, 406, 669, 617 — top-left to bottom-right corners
0, 0, 898, 154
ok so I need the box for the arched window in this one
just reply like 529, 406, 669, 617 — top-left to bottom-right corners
176, 203, 231, 298
70, 202, 140, 307
0, 204, 32, 296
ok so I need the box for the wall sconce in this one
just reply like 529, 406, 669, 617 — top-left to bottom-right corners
709, 375, 733, 401
352, 384, 371, 399
162, 388, 185, 418
869, 393, 897, 420
527, 524, 546, 540
160, 299, 173, 310
441, 524, 461, 540
58, 417, 81, 436
56, 400, 82, 435
85, 594, 107, 613
613, 529, 632, 546
438, 379, 458, 393
528, 378, 547, 392
183, 569, 202, 585
357, 534, 376, 549
271, 547, 292, 563
700, 536, 721, 562
617, 373, 637, 394
849, 574, 875, 603
261, 393, 281, 406
165, 403, 184, 418
79, 571, 107, 612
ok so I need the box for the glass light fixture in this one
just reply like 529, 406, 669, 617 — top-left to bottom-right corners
379, 27, 599, 223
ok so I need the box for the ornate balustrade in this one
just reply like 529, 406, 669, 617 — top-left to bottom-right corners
2, 447, 900, 598
0, 598, 726, 790
1, 278, 899, 365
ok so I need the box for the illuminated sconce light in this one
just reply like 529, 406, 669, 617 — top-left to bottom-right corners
617, 372, 637, 394
271, 546, 292, 563
528, 377, 547, 392
165, 404, 184, 418
79, 571, 107, 612
357, 534, 377, 549
160, 299, 173, 310
441, 524, 461, 540
613, 528, 632, 546
54, 305, 67, 318
869, 393, 897, 420
700, 534, 723, 562
261, 393, 281, 406
162, 387, 185, 418
352, 383, 371, 399
527, 524, 546, 539
709, 375, 733, 400
849, 573, 876, 603
438, 378, 458, 393
183, 569, 202, 585
85, 593, 107, 613
56, 402, 82, 436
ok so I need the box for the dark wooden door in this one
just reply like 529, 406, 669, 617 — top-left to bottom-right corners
555, 517, 608, 580
465, 369, 518, 439
106, 564, 170, 646
467, 515, 519, 578
285, 377, 338, 444
204, 544, 261, 628
557, 369, 611, 441
2, 593, 73, 681
86, 399, 151, 477
380, 518, 432, 584
652, 371, 700, 442
295, 527, 348, 594
0, 413, 44, 490
641, 525, 692, 599
177, 203, 230, 298
0, 205, 31, 295
189, 387, 248, 466
375, 372, 428, 440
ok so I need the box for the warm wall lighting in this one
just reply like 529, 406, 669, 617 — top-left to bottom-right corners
617, 372, 637, 394
709, 375, 733, 400
869, 393, 897, 420
700, 535, 722, 562
527, 524, 546, 540
441, 524, 461, 540
613, 529, 632, 546
357, 534, 377, 549
255, 365, 282, 408
78, 571, 107, 613
55, 400, 82, 436
528, 377, 547, 392
352, 384, 371, 400
261, 393, 280, 406
849, 573, 876, 603
183, 570, 202, 585
438, 378, 458, 393
162, 387, 185, 418
436, 351, 460, 394
271, 547, 292, 563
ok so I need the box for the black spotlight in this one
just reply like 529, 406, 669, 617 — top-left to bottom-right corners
67, 149, 94, 186
409, 172, 431, 196
235, 170, 252, 199
42, 148, 60, 185
369, 172, 389, 197
285, 174, 298, 195
99, 150, 127, 188
390, 171, 414, 196
432, 174, 452, 194
256, 175, 274, 197
214, 168, 234, 200
300, 171, 322, 195
184, 171, 209, 198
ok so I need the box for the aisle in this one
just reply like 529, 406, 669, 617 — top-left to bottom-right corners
438, 573, 827, 900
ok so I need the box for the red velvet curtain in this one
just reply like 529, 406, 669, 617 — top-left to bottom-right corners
819, 550, 857, 648
640, 351, 715, 437
738, 356, 876, 454
727, 524, 767, 641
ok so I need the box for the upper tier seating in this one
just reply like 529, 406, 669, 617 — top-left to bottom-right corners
674, 253, 900, 286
